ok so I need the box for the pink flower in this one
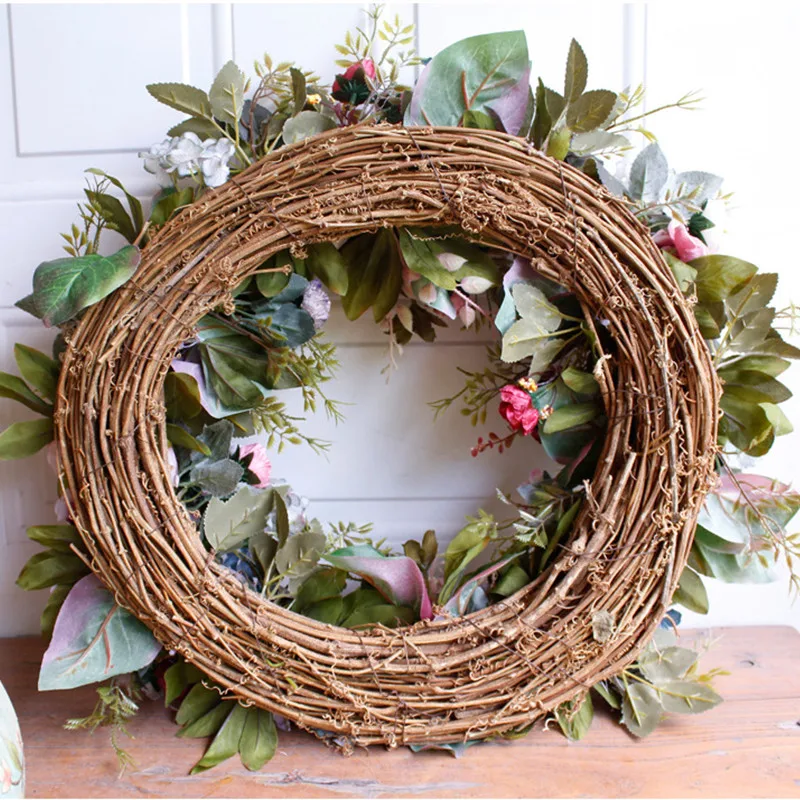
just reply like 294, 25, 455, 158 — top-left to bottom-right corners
452, 293, 476, 327
240, 443, 271, 488
332, 58, 376, 96
499, 385, 539, 435
653, 220, 708, 262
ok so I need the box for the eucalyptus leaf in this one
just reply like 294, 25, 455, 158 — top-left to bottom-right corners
38, 574, 162, 690
405, 31, 530, 128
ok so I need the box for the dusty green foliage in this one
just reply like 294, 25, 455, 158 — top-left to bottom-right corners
64, 681, 142, 775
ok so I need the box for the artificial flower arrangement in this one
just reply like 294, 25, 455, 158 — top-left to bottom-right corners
3, 4, 799, 772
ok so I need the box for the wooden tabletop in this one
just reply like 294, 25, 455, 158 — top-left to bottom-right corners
1, 627, 799, 798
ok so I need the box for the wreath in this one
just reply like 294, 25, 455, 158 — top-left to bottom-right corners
6, 6, 800, 773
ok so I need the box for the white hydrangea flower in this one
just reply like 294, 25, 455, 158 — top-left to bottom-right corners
200, 138, 236, 188
165, 132, 205, 178
139, 138, 174, 187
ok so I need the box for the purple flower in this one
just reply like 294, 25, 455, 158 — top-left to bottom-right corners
301, 278, 331, 329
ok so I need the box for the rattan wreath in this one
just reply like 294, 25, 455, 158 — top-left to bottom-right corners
54, 125, 720, 748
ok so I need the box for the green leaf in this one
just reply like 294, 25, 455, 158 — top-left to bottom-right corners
592, 680, 621, 710
691, 255, 758, 303
305, 242, 349, 295
164, 659, 205, 706
546, 127, 571, 160
621, 682, 662, 737
560, 367, 599, 396
167, 117, 220, 138
273, 491, 290, 547
654, 681, 722, 715
341, 230, 402, 322
84, 190, 137, 244
40, 584, 71, 640
694, 305, 721, 339
166, 423, 210, 456
726, 273, 777, 318
24, 245, 140, 327
440, 514, 496, 603
672, 566, 708, 614
398, 229, 457, 290
761, 402, 793, 436
204, 486, 275, 552
565, 89, 616, 133
282, 110, 336, 144
38, 574, 162, 690
719, 370, 791, 404
14, 344, 60, 401
341, 603, 415, 629
294, 567, 348, 610
256, 253, 292, 297
176, 683, 221, 726
462, 109, 495, 129
500, 283, 562, 363
209, 61, 247, 125
0, 371, 52, 415
492, 564, 529, 597
554, 692, 593, 741
628, 142, 668, 201
664, 252, 697, 295
146, 82, 212, 117
532, 78, 552, 149
191, 458, 244, 496
563, 39, 588, 103
274, 530, 327, 593
190, 702, 247, 774
178, 700, 232, 739
17, 549, 88, 591
637, 645, 697, 684
719, 392, 773, 455
289, 67, 307, 113
542, 403, 598, 434
405, 31, 530, 127
239, 708, 278, 771
302, 595, 345, 624
165, 371, 203, 421
150, 187, 195, 227
85, 169, 144, 234
26, 524, 80, 552
0, 417, 53, 459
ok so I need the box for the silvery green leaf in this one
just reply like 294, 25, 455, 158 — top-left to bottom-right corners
637, 646, 698, 684
570, 130, 629, 155
282, 111, 336, 144
501, 283, 562, 363
621, 682, 663, 737
629, 142, 668, 202
190, 458, 244, 497
209, 61, 247, 125
274, 530, 327, 593
654, 680, 722, 715
595, 160, 629, 198
673, 171, 723, 207
204, 486, 275, 552
199, 420, 234, 462
554, 692, 593, 741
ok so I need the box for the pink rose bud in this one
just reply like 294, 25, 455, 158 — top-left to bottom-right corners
498, 384, 540, 435
653, 220, 708, 263
240, 443, 272, 488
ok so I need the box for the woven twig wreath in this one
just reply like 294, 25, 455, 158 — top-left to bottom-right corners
55, 125, 720, 747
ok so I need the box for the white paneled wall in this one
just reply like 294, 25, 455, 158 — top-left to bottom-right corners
0, 3, 797, 636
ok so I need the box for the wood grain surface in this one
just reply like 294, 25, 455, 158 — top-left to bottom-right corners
1, 627, 798, 798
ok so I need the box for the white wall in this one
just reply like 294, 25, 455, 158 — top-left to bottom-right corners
0, 2, 797, 636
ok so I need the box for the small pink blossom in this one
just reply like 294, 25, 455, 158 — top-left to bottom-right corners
499, 385, 539, 435
452, 293, 476, 327
653, 220, 708, 262
240, 443, 271, 488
